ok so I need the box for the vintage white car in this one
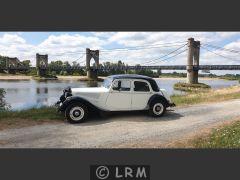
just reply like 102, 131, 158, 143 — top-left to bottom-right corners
57, 74, 175, 123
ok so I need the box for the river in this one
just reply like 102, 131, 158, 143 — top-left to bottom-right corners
0, 78, 239, 110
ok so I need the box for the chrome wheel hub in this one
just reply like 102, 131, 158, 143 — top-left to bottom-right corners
70, 106, 84, 121
153, 103, 164, 115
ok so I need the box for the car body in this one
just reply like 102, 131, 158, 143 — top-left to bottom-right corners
57, 74, 175, 123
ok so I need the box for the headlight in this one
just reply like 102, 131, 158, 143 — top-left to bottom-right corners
61, 87, 72, 102
65, 92, 72, 98
64, 87, 71, 93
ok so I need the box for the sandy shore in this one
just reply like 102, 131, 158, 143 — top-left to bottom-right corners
155, 77, 220, 80
0, 75, 106, 80
0, 75, 32, 80
56, 76, 106, 80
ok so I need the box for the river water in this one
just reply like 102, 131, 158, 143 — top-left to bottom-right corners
0, 78, 239, 110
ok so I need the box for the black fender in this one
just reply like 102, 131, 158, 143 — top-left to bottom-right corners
58, 96, 99, 112
147, 94, 170, 108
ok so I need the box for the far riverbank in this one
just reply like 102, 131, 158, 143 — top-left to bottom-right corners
0, 75, 222, 81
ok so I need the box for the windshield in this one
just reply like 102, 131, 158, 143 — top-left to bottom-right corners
102, 77, 113, 88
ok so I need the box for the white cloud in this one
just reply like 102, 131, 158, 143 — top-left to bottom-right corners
224, 39, 240, 50
0, 34, 26, 45
36, 34, 107, 64
215, 32, 240, 38
0, 32, 240, 71
0, 34, 35, 62
0, 33, 107, 66
91, 32, 116, 38
107, 32, 226, 46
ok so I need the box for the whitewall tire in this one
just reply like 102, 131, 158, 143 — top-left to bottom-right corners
149, 100, 166, 117
65, 103, 88, 123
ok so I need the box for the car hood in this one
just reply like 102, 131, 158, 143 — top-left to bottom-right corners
71, 87, 109, 104
71, 87, 109, 94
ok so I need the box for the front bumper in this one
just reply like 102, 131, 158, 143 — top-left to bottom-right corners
56, 87, 72, 112
169, 102, 176, 107
55, 101, 62, 112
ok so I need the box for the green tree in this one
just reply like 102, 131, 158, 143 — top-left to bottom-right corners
0, 56, 7, 72
22, 60, 31, 68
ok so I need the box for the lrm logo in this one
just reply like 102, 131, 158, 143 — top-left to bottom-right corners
90, 165, 150, 180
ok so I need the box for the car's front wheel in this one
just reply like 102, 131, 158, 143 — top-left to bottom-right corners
149, 100, 166, 117
65, 103, 88, 123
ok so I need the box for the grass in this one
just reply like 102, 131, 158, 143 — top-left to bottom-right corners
174, 82, 211, 92
0, 107, 64, 130
220, 77, 240, 81
171, 85, 240, 106
193, 120, 240, 148
0, 107, 63, 121
219, 74, 240, 81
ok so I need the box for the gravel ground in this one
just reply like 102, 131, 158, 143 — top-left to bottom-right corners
0, 99, 240, 148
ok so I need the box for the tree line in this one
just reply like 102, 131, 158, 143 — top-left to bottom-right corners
2, 57, 239, 79
0, 58, 160, 77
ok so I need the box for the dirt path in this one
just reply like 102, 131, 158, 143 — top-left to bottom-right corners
0, 99, 240, 148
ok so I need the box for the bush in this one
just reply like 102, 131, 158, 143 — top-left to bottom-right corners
0, 89, 10, 111
72, 72, 80, 76
174, 82, 211, 92
51, 71, 56, 76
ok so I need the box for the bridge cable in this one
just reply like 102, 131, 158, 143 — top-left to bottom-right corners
145, 48, 188, 65
100, 43, 187, 53
202, 43, 240, 54
100, 41, 186, 50
99, 45, 186, 65
142, 43, 187, 65
201, 45, 240, 61
50, 41, 187, 56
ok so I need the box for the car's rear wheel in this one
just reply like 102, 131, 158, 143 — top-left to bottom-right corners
149, 100, 166, 117
65, 103, 88, 123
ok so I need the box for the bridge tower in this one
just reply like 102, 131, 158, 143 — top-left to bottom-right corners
193, 40, 200, 83
86, 48, 99, 80
187, 38, 200, 84
36, 53, 48, 77
6, 57, 19, 74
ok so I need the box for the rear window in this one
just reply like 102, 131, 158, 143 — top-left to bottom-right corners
134, 81, 150, 92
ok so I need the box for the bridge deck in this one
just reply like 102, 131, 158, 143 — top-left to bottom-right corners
1, 65, 240, 70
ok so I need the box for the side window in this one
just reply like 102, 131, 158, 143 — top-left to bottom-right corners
112, 80, 131, 91
134, 81, 150, 92
119, 80, 131, 91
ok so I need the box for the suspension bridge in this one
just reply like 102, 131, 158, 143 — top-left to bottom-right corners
1, 38, 240, 83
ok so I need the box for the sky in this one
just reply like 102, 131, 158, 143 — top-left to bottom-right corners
0, 32, 240, 74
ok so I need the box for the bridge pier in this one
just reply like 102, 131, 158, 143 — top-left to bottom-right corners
86, 48, 99, 80
186, 38, 194, 83
187, 38, 200, 84
36, 53, 48, 77
6, 57, 19, 74
87, 69, 98, 79
157, 69, 162, 76
193, 41, 200, 84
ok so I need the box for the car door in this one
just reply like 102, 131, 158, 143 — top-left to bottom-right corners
105, 79, 132, 111
131, 80, 152, 110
